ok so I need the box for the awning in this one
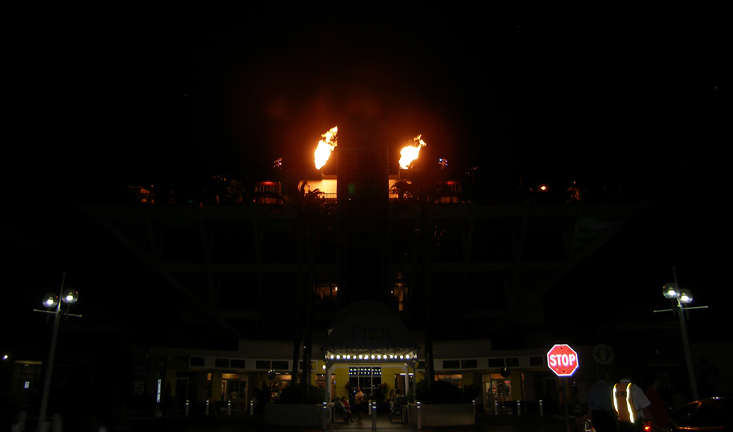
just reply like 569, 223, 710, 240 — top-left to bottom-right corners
323, 301, 418, 363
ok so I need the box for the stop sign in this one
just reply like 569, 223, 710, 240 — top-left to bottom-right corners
547, 344, 579, 377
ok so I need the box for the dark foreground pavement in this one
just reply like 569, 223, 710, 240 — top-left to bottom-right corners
127, 412, 576, 432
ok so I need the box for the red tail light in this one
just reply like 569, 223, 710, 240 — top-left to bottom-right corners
643, 421, 652, 431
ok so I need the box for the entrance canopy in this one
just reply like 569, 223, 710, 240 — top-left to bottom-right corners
323, 301, 418, 363
322, 302, 419, 402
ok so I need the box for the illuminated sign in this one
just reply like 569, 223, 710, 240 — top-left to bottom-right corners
547, 344, 579, 377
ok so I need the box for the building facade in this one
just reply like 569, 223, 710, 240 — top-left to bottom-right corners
79, 126, 646, 413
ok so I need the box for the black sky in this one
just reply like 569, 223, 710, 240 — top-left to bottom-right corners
4, 5, 728, 348
8, 6, 723, 192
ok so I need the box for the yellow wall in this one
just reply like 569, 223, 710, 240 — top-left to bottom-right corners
509, 369, 523, 401
333, 367, 350, 400
329, 364, 419, 401
211, 371, 222, 401
311, 360, 321, 386
415, 370, 425, 383
462, 372, 473, 388
382, 365, 408, 396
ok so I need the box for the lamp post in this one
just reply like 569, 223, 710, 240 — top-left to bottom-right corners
32, 272, 81, 432
653, 268, 707, 401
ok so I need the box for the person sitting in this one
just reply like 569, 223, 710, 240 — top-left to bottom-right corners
338, 396, 353, 423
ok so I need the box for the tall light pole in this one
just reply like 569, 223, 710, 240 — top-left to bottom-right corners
653, 267, 707, 401
32, 273, 81, 432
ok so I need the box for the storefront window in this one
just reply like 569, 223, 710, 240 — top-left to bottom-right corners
269, 375, 291, 401
436, 374, 463, 389
349, 367, 382, 395
483, 373, 512, 411
315, 282, 338, 309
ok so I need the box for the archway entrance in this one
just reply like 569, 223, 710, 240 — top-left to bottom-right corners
322, 301, 419, 404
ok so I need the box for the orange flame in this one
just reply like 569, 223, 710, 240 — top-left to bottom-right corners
314, 126, 338, 170
399, 135, 427, 169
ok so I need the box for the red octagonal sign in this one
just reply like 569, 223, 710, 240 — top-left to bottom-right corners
547, 344, 579, 377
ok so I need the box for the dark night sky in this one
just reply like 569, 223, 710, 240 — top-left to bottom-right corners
9, 5, 724, 191
3, 5, 728, 350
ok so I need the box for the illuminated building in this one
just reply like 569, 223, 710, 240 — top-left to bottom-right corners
80, 127, 647, 412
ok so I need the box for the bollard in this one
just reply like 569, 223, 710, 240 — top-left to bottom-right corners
205, 400, 209, 416
250, 400, 254, 415
186, 400, 189, 416
473, 399, 476, 415
417, 402, 421, 430
517, 400, 522, 416
540, 399, 544, 416
371, 401, 377, 430
494, 400, 499, 415
228, 399, 231, 416
322, 402, 328, 430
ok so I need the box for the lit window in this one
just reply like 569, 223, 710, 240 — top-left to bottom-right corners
392, 282, 409, 311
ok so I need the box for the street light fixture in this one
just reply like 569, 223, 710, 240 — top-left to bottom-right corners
654, 269, 707, 401
32, 273, 81, 432
62, 289, 78, 304
42, 293, 58, 308
663, 283, 679, 299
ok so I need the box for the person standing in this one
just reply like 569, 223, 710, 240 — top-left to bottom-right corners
613, 369, 658, 432
355, 387, 365, 424
586, 367, 617, 432
645, 375, 672, 432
